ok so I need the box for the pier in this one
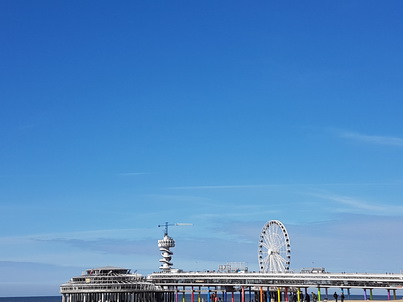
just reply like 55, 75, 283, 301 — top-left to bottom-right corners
60, 221, 403, 302
61, 269, 403, 302
148, 271, 403, 301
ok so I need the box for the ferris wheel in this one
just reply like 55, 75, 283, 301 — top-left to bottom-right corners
258, 220, 291, 273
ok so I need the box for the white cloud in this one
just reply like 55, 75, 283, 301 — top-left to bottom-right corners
309, 192, 403, 215
117, 172, 151, 176
167, 182, 402, 190
168, 184, 280, 190
0, 227, 158, 243
340, 131, 403, 147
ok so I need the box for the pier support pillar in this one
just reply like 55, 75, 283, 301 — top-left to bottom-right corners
393, 289, 397, 300
370, 289, 373, 300
325, 288, 328, 300
241, 286, 245, 302
277, 288, 281, 302
259, 287, 264, 302
317, 288, 321, 302
387, 289, 391, 300
298, 288, 301, 302
260, 287, 264, 302
363, 289, 367, 300
285, 288, 288, 302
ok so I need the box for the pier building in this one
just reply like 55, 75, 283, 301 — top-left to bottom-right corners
60, 266, 168, 302
60, 220, 403, 302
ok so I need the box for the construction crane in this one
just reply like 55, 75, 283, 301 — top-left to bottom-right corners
158, 222, 192, 236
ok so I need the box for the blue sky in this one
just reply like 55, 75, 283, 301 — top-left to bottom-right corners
1, 0, 403, 297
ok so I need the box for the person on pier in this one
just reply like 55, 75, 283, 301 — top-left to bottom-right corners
333, 292, 338, 302
311, 292, 317, 302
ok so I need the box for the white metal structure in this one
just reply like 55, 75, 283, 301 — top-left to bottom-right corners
158, 223, 176, 272
258, 220, 291, 273
157, 222, 192, 272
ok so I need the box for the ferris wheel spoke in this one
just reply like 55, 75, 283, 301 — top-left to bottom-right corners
278, 241, 287, 250
263, 258, 270, 271
274, 253, 286, 269
265, 233, 273, 245
261, 239, 271, 250
274, 237, 284, 249
274, 253, 287, 264
272, 236, 282, 251
270, 237, 282, 251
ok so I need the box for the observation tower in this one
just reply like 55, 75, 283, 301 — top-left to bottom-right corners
157, 222, 192, 272
158, 223, 176, 272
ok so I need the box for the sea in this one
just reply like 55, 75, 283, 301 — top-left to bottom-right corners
0, 298, 61, 302
0, 295, 399, 302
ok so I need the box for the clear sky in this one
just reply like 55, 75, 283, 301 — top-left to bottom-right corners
1, 0, 403, 297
